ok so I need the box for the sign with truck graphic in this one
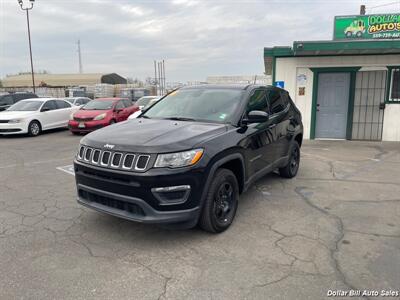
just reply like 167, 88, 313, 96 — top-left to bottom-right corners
334, 14, 400, 40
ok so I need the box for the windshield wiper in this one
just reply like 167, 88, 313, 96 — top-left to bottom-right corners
163, 117, 197, 121
141, 115, 151, 119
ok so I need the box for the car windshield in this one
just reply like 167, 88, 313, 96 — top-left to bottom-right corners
7, 100, 43, 111
136, 97, 157, 107
143, 99, 159, 110
142, 88, 244, 123
82, 100, 114, 110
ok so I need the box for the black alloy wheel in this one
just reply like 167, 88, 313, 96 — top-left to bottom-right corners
199, 168, 239, 233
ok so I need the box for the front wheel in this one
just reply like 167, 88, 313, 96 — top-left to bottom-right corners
28, 121, 41, 137
199, 168, 239, 233
279, 141, 300, 178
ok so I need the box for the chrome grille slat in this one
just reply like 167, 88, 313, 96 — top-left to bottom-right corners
101, 151, 111, 166
84, 147, 93, 161
122, 154, 135, 169
92, 149, 101, 164
111, 153, 123, 168
135, 155, 150, 171
77, 146, 150, 172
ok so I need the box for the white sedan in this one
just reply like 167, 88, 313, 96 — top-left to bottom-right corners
128, 97, 160, 120
0, 98, 80, 136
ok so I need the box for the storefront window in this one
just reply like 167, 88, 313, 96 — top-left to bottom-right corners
389, 68, 400, 102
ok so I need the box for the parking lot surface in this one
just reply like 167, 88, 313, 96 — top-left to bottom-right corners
0, 130, 399, 300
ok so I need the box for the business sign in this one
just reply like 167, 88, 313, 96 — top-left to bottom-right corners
334, 14, 400, 40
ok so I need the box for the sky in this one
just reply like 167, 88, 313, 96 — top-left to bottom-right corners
0, 0, 399, 82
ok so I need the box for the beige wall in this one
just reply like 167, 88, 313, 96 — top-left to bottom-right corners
275, 54, 400, 141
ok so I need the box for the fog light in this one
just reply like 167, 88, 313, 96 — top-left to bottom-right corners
151, 185, 191, 205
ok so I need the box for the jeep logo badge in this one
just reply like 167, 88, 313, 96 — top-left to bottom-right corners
104, 144, 115, 149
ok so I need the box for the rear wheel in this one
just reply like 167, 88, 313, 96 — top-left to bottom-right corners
109, 119, 116, 125
28, 121, 41, 137
279, 141, 300, 178
199, 168, 239, 233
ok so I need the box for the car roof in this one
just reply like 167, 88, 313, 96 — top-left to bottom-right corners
180, 84, 278, 91
94, 98, 127, 101
19, 98, 53, 102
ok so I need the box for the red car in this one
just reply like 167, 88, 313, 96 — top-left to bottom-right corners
68, 98, 138, 134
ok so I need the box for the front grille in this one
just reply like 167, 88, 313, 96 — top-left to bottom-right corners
74, 117, 94, 122
77, 145, 151, 172
79, 189, 145, 216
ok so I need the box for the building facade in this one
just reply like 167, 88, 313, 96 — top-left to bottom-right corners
264, 14, 400, 142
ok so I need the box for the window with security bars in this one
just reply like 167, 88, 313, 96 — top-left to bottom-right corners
389, 67, 400, 103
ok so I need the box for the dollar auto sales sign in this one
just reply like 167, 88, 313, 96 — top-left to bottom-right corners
334, 14, 400, 40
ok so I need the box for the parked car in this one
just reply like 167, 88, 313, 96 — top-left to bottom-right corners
0, 98, 80, 136
0, 92, 38, 111
68, 98, 138, 134
74, 85, 303, 233
64, 97, 92, 107
128, 97, 160, 119
134, 96, 160, 110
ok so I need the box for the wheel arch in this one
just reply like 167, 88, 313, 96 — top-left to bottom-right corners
29, 119, 42, 130
204, 153, 245, 197
294, 133, 303, 148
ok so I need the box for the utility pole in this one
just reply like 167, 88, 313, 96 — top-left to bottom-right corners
162, 60, 166, 93
77, 39, 83, 73
153, 60, 167, 96
17, 0, 36, 93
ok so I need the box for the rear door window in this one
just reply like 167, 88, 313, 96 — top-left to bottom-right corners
56, 100, 71, 109
42, 100, 57, 111
267, 89, 288, 114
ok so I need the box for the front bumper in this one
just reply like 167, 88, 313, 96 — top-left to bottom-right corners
74, 160, 205, 224
68, 120, 109, 133
77, 184, 200, 224
0, 122, 28, 134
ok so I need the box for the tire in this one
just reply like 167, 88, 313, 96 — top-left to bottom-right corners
279, 141, 300, 178
199, 168, 239, 233
28, 120, 41, 137
72, 132, 80, 135
345, 31, 352, 38
109, 119, 116, 125
356, 31, 362, 37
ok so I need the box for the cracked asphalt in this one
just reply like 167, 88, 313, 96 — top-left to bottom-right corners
0, 129, 399, 300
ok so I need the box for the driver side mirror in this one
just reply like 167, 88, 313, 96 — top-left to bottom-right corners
242, 110, 269, 124
41, 107, 50, 112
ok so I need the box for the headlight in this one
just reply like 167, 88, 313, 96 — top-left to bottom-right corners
8, 119, 21, 124
94, 113, 106, 121
69, 113, 75, 120
154, 149, 203, 168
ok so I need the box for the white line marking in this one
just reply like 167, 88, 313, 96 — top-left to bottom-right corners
57, 165, 75, 176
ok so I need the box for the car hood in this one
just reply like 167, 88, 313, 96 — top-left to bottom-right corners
0, 111, 36, 119
82, 118, 228, 153
74, 109, 110, 118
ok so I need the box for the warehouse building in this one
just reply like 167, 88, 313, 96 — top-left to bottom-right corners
264, 13, 400, 142
2, 73, 127, 87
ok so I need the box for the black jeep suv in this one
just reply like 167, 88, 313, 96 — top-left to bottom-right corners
0, 92, 38, 111
74, 85, 303, 233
